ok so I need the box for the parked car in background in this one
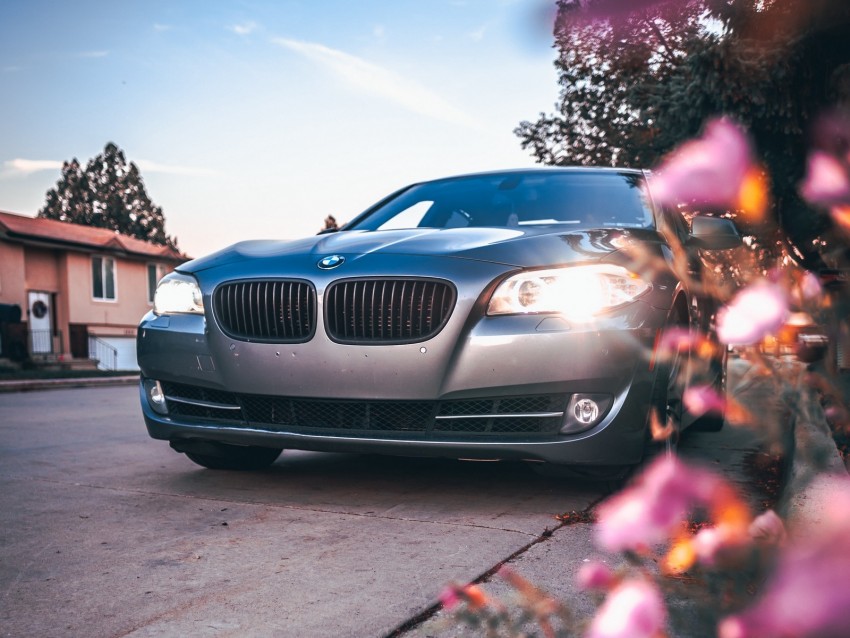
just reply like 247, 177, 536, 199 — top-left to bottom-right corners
761, 311, 829, 362
137, 168, 741, 477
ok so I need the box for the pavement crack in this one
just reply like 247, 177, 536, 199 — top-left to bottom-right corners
383, 492, 608, 637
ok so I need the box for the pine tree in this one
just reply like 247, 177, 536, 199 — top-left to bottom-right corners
39, 142, 179, 250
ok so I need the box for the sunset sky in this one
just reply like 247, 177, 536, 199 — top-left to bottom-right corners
0, 0, 559, 258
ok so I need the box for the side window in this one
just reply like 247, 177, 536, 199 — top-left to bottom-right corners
663, 207, 690, 245
92, 256, 116, 301
376, 200, 433, 230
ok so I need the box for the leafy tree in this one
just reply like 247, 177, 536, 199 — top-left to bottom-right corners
39, 142, 178, 250
516, 0, 850, 267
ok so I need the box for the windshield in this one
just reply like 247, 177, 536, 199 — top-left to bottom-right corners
349, 172, 654, 232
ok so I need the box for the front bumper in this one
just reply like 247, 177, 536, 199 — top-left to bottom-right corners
138, 305, 666, 466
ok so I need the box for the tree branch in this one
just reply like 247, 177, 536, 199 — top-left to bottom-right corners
645, 18, 676, 63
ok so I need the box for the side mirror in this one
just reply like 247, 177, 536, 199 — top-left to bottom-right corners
687, 217, 742, 250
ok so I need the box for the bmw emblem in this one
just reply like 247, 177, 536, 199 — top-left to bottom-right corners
318, 255, 345, 270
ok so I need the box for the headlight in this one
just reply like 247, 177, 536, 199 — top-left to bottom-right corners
153, 272, 204, 315
487, 264, 650, 321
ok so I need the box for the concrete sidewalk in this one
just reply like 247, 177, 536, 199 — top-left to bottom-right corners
403, 357, 850, 637
779, 365, 850, 535
0, 374, 138, 393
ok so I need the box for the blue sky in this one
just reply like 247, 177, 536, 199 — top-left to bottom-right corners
0, 0, 559, 257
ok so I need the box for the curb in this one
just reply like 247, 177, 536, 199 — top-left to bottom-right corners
779, 378, 850, 535
0, 376, 139, 393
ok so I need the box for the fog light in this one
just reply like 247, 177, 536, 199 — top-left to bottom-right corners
574, 399, 599, 424
561, 393, 613, 434
144, 379, 169, 415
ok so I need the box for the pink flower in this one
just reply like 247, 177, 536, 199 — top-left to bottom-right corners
799, 271, 822, 301
691, 527, 725, 564
656, 326, 696, 354
577, 561, 616, 591
801, 110, 850, 210
720, 496, 850, 638
556, 0, 669, 27
439, 583, 490, 611
438, 585, 462, 610
579, 0, 666, 19
800, 151, 850, 206
716, 281, 789, 345
587, 579, 667, 638
690, 524, 751, 567
649, 118, 755, 210
655, 327, 715, 358
748, 510, 786, 545
595, 456, 722, 552
683, 385, 726, 417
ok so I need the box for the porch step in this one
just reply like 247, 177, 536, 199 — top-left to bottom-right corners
64, 358, 100, 371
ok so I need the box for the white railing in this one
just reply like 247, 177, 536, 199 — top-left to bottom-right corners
88, 336, 118, 371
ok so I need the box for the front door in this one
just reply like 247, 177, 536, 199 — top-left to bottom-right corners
69, 324, 89, 359
28, 291, 53, 354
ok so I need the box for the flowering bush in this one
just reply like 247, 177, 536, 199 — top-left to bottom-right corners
436, 107, 850, 637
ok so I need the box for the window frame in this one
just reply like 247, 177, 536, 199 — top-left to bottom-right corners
147, 263, 161, 304
91, 255, 117, 302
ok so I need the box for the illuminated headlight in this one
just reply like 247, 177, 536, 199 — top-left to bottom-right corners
487, 265, 651, 321
153, 272, 204, 315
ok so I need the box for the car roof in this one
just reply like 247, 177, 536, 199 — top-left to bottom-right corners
418, 166, 645, 185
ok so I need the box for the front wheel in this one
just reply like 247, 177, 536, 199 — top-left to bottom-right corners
690, 345, 727, 432
645, 309, 688, 460
172, 440, 283, 470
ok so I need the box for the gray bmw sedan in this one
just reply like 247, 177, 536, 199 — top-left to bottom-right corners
138, 168, 740, 476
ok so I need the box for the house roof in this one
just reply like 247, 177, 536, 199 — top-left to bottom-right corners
0, 210, 188, 262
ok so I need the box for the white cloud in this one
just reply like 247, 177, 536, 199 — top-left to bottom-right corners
1, 159, 63, 178
229, 21, 258, 36
1, 158, 214, 179
78, 50, 108, 58
134, 159, 217, 177
373, 24, 385, 39
271, 38, 479, 128
153, 23, 173, 32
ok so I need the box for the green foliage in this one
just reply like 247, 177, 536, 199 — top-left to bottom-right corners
38, 142, 179, 250
516, 0, 850, 266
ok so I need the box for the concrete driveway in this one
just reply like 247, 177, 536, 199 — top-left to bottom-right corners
0, 386, 607, 637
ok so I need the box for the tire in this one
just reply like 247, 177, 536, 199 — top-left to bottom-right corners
646, 310, 687, 459
177, 441, 283, 470
690, 351, 727, 432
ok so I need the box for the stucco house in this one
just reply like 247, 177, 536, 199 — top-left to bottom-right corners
0, 210, 188, 370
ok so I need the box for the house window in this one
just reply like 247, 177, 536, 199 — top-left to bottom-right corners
92, 256, 116, 300
147, 264, 161, 303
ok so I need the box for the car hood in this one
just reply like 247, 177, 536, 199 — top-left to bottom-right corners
182, 227, 661, 273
